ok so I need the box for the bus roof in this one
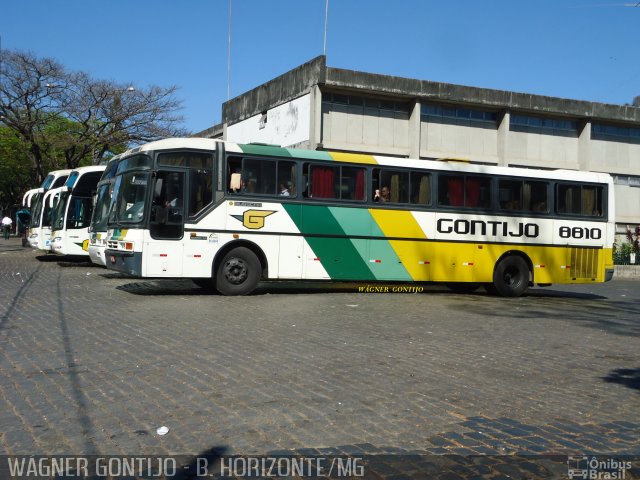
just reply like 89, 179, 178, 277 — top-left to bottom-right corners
117, 138, 612, 185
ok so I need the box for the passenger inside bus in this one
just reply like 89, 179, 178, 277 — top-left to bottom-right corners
374, 186, 390, 202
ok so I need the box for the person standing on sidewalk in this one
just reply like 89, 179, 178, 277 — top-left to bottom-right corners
2, 214, 12, 240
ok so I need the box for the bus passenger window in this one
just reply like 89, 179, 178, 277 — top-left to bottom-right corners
410, 172, 431, 205
557, 184, 581, 214
376, 169, 408, 203
309, 165, 338, 199
341, 167, 365, 201
499, 179, 522, 210
527, 181, 548, 213
582, 186, 603, 217
439, 175, 464, 206
277, 161, 296, 197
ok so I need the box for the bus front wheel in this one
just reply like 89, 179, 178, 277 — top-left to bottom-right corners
216, 247, 261, 296
492, 255, 530, 297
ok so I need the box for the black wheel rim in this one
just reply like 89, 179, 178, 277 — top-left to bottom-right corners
223, 258, 248, 285
503, 265, 521, 287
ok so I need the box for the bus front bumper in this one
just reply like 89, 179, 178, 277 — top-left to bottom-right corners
105, 249, 143, 277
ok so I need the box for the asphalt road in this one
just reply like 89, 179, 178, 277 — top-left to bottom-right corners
1, 237, 639, 478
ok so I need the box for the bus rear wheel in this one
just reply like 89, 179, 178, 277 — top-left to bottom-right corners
492, 255, 530, 297
216, 247, 261, 296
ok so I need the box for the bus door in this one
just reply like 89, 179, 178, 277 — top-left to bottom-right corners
147, 171, 185, 276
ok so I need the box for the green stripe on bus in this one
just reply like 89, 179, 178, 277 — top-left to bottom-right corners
239, 144, 336, 162
286, 149, 333, 161
282, 204, 375, 280
239, 144, 294, 157
328, 207, 412, 281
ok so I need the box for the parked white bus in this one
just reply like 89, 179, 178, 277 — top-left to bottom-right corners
49, 165, 106, 256
24, 169, 71, 251
104, 138, 614, 297
88, 156, 122, 266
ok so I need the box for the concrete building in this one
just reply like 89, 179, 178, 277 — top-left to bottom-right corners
200, 55, 640, 231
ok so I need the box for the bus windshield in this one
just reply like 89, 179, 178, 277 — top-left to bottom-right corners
91, 183, 113, 232
109, 171, 150, 224
41, 174, 55, 189
30, 194, 44, 227
52, 191, 70, 230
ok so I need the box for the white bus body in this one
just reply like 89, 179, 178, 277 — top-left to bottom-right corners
50, 165, 106, 256
104, 139, 615, 297
25, 170, 71, 251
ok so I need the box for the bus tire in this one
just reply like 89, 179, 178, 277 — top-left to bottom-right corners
216, 247, 261, 296
492, 255, 530, 297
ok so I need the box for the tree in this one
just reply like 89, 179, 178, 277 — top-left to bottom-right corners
0, 49, 188, 187
0, 126, 32, 211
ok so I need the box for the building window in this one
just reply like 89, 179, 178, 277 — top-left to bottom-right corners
510, 115, 579, 137
592, 123, 640, 144
613, 175, 640, 187
421, 104, 498, 128
323, 92, 410, 114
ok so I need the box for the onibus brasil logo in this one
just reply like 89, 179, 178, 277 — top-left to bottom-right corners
231, 210, 276, 230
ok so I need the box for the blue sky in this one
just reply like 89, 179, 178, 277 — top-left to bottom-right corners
2, 0, 638, 133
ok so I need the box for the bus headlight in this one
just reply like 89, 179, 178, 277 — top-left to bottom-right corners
53, 237, 62, 242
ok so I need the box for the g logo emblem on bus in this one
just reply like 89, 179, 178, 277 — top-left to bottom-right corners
231, 210, 276, 230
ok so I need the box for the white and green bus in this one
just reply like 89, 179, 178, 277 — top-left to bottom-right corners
104, 138, 614, 296
49, 165, 106, 256
24, 169, 71, 251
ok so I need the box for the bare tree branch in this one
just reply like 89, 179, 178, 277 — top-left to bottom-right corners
1, 49, 188, 183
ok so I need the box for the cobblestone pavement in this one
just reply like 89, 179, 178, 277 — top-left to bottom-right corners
1, 237, 639, 477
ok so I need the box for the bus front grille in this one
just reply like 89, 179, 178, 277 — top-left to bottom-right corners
570, 247, 599, 279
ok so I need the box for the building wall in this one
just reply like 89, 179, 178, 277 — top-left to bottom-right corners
226, 94, 311, 148
615, 185, 640, 228
588, 138, 640, 175
320, 95, 410, 156
420, 120, 499, 163
505, 130, 579, 169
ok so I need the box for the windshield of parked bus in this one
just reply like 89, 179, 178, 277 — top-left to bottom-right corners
40, 174, 54, 189
109, 172, 150, 224
52, 191, 70, 230
65, 172, 79, 189
30, 194, 44, 228
91, 183, 113, 232
42, 194, 56, 228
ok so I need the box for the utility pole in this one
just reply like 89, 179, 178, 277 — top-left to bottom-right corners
323, 0, 329, 57
228, 0, 232, 100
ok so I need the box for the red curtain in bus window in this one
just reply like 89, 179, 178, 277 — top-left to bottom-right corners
355, 170, 365, 200
312, 167, 335, 198
448, 177, 464, 206
466, 177, 480, 207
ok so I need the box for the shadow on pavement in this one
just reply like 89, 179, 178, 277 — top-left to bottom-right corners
113, 279, 615, 299
603, 368, 640, 392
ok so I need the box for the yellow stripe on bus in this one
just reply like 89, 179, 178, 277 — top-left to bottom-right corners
329, 151, 378, 164
369, 210, 431, 281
